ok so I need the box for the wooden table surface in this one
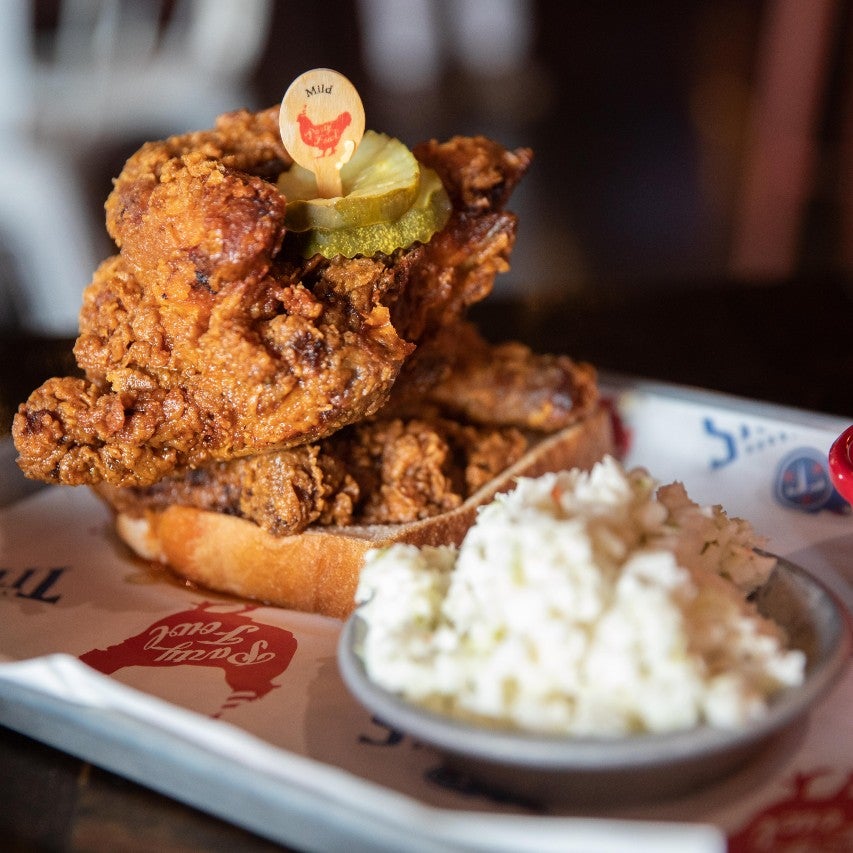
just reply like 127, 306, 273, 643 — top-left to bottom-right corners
2, 276, 852, 850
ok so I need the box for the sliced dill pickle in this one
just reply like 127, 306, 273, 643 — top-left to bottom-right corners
278, 131, 421, 231
291, 166, 452, 259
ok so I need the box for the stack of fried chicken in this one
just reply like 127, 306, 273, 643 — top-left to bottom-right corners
14, 107, 601, 553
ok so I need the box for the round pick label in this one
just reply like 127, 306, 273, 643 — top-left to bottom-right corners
279, 68, 366, 198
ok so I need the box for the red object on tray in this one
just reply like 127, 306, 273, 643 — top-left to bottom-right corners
828, 425, 853, 504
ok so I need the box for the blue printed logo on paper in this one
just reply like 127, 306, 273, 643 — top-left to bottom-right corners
773, 447, 847, 513
703, 416, 788, 470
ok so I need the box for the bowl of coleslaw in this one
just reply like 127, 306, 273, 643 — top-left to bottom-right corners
338, 459, 851, 804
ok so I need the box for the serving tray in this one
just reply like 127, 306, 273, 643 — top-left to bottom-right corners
2, 377, 851, 852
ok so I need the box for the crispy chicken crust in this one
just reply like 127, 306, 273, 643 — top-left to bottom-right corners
413, 136, 533, 213
14, 110, 532, 488
106, 107, 290, 297
95, 417, 528, 537
385, 321, 600, 431
16, 252, 414, 486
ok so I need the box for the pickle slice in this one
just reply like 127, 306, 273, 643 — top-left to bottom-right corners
290, 166, 451, 259
278, 131, 421, 231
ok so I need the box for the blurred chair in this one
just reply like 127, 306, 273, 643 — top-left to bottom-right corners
357, 0, 535, 93
0, 0, 272, 334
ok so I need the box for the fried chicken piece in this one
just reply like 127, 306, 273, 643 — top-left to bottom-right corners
384, 321, 600, 431
14, 112, 531, 488
390, 208, 518, 342
96, 442, 359, 537
15, 254, 414, 487
390, 136, 532, 342
96, 418, 529, 536
413, 136, 533, 213
332, 417, 528, 525
106, 107, 290, 297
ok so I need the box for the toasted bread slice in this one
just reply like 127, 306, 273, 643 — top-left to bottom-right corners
115, 406, 613, 618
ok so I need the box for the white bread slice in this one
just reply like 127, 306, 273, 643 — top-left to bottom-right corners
115, 406, 613, 618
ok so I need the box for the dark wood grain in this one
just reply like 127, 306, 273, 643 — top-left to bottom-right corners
0, 725, 285, 851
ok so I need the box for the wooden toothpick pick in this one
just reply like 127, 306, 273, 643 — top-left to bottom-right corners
279, 68, 366, 198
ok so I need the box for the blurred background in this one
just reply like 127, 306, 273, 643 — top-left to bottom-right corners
1, 0, 852, 413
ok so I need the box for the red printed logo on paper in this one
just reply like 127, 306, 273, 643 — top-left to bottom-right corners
79, 602, 297, 717
728, 769, 853, 851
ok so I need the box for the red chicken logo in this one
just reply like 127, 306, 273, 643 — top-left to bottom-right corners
728, 769, 853, 851
79, 602, 298, 718
297, 106, 352, 157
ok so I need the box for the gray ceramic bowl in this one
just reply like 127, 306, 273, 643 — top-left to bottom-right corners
338, 558, 851, 805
